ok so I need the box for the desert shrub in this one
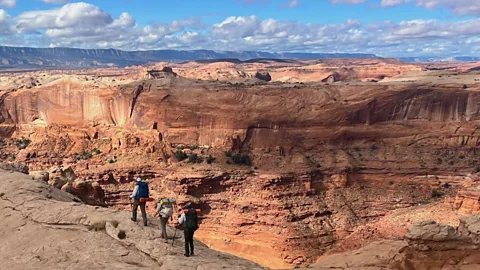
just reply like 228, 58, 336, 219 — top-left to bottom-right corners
118, 230, 126, 239
232, 153, 252, 166
188, 153, 198, 163
431, 189, 444, 198
188, 154, 204, 164
224, 150, 232, 157
93, 148, 102, 155
16, 137, 31, 150
108, 159, 116, 164
81, 151, 93, 160
463, 85, 469, 89
475, 167, 480, 173
206, 155, 216, 164
175, 150, 188, 162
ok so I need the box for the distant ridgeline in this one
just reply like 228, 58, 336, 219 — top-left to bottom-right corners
0, 46, 378, 68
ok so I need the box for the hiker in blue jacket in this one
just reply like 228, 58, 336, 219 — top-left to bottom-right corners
130, 177, 149, 226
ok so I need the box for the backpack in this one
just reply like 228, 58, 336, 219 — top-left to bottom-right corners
157, 198, 175, 218
185, 208, 199, 231
135, 182, 149, 200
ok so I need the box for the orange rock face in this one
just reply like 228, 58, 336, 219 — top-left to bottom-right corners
0, 62, 478, 268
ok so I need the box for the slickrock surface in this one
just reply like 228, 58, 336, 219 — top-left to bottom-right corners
0, 169, 263, 270
311, 216, 480, 270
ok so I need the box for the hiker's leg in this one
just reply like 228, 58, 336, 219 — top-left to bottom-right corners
160, 217, 168, 239
184, 230, 190, 255
140, 202, 147, 226
132, 200, 139, 221
189, 231, 194, 254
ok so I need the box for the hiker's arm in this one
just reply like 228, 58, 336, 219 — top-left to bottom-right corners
129, 186, 139, 199
178, 213, 185, 224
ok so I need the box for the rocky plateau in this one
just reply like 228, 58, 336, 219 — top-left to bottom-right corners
1, 58, 480, 269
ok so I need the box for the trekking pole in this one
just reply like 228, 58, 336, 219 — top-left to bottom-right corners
171, 227, 177, 246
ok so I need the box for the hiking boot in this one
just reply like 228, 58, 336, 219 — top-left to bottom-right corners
131, 218, 136, 222
184, 254, 190, 257
190, 252, 194, 256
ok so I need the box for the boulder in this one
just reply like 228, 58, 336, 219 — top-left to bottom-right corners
0, 162, 29, 174
29, 171, 49, 182
406, 220, 474, 251
48, 176, 67, 189
254, 71, 271, 81
61, 182, 72, 193
71, 179, 106, 206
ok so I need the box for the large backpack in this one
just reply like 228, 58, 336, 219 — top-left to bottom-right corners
135, 182, 149, 200
185, 208, 199, 231
157, 198, 175, 218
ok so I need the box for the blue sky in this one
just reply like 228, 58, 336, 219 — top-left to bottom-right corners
0, 0, 479, 57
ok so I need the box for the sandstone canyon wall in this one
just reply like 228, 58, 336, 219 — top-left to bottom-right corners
0, 73, 479, 268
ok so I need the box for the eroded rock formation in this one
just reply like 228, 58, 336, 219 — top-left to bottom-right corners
0, 168, 263, 270
312, 215, 480, 269
0, 64, 478, 268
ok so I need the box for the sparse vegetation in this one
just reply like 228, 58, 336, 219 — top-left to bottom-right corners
431, 189, 444, 198
108, 159, 116, 164
206, 155, 216, 164
232, 153, 252, 166
15, 137, 31, 150
224, 150, 232, 157
93, 148, 102, 155
475, 167, 480, 173
463, 84, 469, 89
188, 153, 203, 164
175, 150, 188, 162
81, 151, 93, 160
459, 155, 465, 159
176, 144, 198, 150
118, 230, 126, 239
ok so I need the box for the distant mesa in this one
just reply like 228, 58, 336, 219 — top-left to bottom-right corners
146, 66, 177, 79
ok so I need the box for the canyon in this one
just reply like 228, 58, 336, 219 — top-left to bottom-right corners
1, 58, 480, 269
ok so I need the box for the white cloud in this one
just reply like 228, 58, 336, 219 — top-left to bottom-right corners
329, 0, 366, 4
380, 0, 411, 7
15, 2, 112, 32
282, 0, 301, 8
0, 0, 15, 8
0, 2, 480, 57
42, 0, 69, 4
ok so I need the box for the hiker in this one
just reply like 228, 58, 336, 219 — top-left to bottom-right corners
129, 177, 149, 226
178, 203, 199, 257
155, 198, 175, 243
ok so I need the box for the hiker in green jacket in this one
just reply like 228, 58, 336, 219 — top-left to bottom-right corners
178, 203, 199, 257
